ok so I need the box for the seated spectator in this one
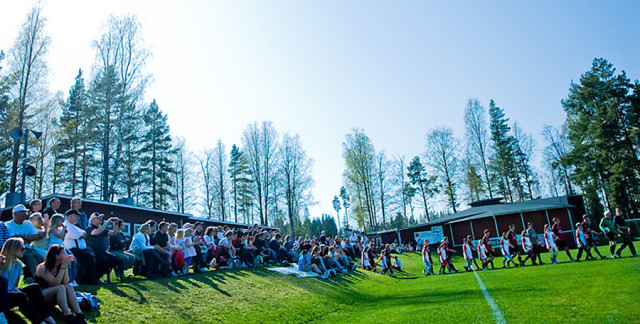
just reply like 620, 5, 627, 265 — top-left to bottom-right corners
298, 250, 322, 276
28, 213, 50, 256
203, 227, 217, 265
65, 197, 88, 233
0, 222, 9, 251
129, 223, 169, 278
108, 220, 136, 280
269, 233, 287, 264
64, 210, 101, 285
0, 237, 55, 324
86, 213, 119, 281
48, 215, 78, 286
217, 230, 237, 266
151, 222, 176, 276
35, 245, 86, 323
283, 235, 299, 263
168, 223, 186, 274
5, 204, 46, 282
191, 222, 208, 272
41, 197, 61, 220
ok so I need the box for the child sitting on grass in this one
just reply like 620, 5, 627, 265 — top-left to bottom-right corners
391, 256, 404, 273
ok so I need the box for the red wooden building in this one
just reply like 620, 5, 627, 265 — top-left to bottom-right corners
367, 195, 586, 248
1, 194, 278, 236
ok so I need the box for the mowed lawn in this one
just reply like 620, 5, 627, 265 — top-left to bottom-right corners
75, 242, 640, 323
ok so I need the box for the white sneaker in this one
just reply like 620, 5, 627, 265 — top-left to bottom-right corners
69, 280, 78, 287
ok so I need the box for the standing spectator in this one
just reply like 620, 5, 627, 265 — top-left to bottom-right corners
63, 210, 100, 285
41, 198, 62, 220
613, 208, 638, 257
552, 217, 575, 262
5, 204, 45, 283
86, 213, 119, 281
581, 215, 606, 260
0, 238, 56, 324
599, 211, 619, 259
65, 197, 88, 231
28, 199, 43, 215
526, 222, 544, 265
109, 220, 136, 280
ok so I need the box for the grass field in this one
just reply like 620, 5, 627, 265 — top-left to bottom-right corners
63, 242, 640, 323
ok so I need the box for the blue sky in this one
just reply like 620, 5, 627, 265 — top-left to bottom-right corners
1, 1, 639, 220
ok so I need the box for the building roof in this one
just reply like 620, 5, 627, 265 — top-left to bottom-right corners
3, 193, 279, 230
367, 195, 575, 235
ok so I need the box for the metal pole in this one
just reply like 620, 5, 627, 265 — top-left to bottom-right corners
20, 129, 28, 204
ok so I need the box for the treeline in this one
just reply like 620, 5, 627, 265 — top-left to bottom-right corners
339, 59, 640, 232
0, 6, 317, 236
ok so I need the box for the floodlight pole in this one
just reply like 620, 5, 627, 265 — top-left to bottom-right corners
20, 129, 29, 205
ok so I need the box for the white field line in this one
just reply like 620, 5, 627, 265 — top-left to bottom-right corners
473, 271, 507, 324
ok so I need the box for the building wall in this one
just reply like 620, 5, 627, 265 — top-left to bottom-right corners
470, 217, 498, 240
495, 213, 524, 235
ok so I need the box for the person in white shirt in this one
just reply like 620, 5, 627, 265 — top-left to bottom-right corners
63, 209, 100, 285
500, 232, 516, 268
5, 204, 46, 282
520, 231, 534, 265
543, 224, 559, 264
129, 223, 167, 278
462, 236, 475, 271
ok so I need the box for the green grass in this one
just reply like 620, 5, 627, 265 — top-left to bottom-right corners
61, 243, 640, 323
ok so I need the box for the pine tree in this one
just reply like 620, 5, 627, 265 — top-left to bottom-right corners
139, 99, 175, 209
407, 156, 437, 221
488, 100, 517, 202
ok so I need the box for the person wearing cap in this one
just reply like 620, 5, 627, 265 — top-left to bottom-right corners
86, 213, 119, 281
5, 204, 46, 282
63, 209, 101, 285
65, 197, 88, 232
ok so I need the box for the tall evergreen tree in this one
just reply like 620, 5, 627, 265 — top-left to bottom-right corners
139, 99, 175, 209
562, 58, 640, 216
488, 99, 517, 202
229, 144, 251, 222
407, 156, 437, 221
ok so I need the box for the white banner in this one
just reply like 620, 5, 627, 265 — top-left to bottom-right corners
414, 226, 444, 244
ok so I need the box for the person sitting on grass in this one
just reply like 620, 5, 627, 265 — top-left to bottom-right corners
520, 231, 534, 265
544, 224, 559, 264
391, 256, 404, 273
599, 211, 619, 259
575, 223, 595, 261
552, 217, 575, 262
477, 237, 494, 270
218, 230, 237, 267
310, 246, 330, 277
63, 209, 101, 285
108, 219, 136, 281
581, 215, 606, 260
48, 215, 78, 286
298, 250, 323, 277
420, 240, 432, 275
500, 232, 517, 268
35, 245, 86, 324
1, 238, 56, 324
328, 246, 347, 273
379, 244, 395, 278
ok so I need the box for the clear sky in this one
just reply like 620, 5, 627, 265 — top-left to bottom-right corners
1, 1, 639, 220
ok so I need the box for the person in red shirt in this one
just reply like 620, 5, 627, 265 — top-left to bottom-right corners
581, 214, 606, 259
507, 224, 524, 266
552, 217, 575, 262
